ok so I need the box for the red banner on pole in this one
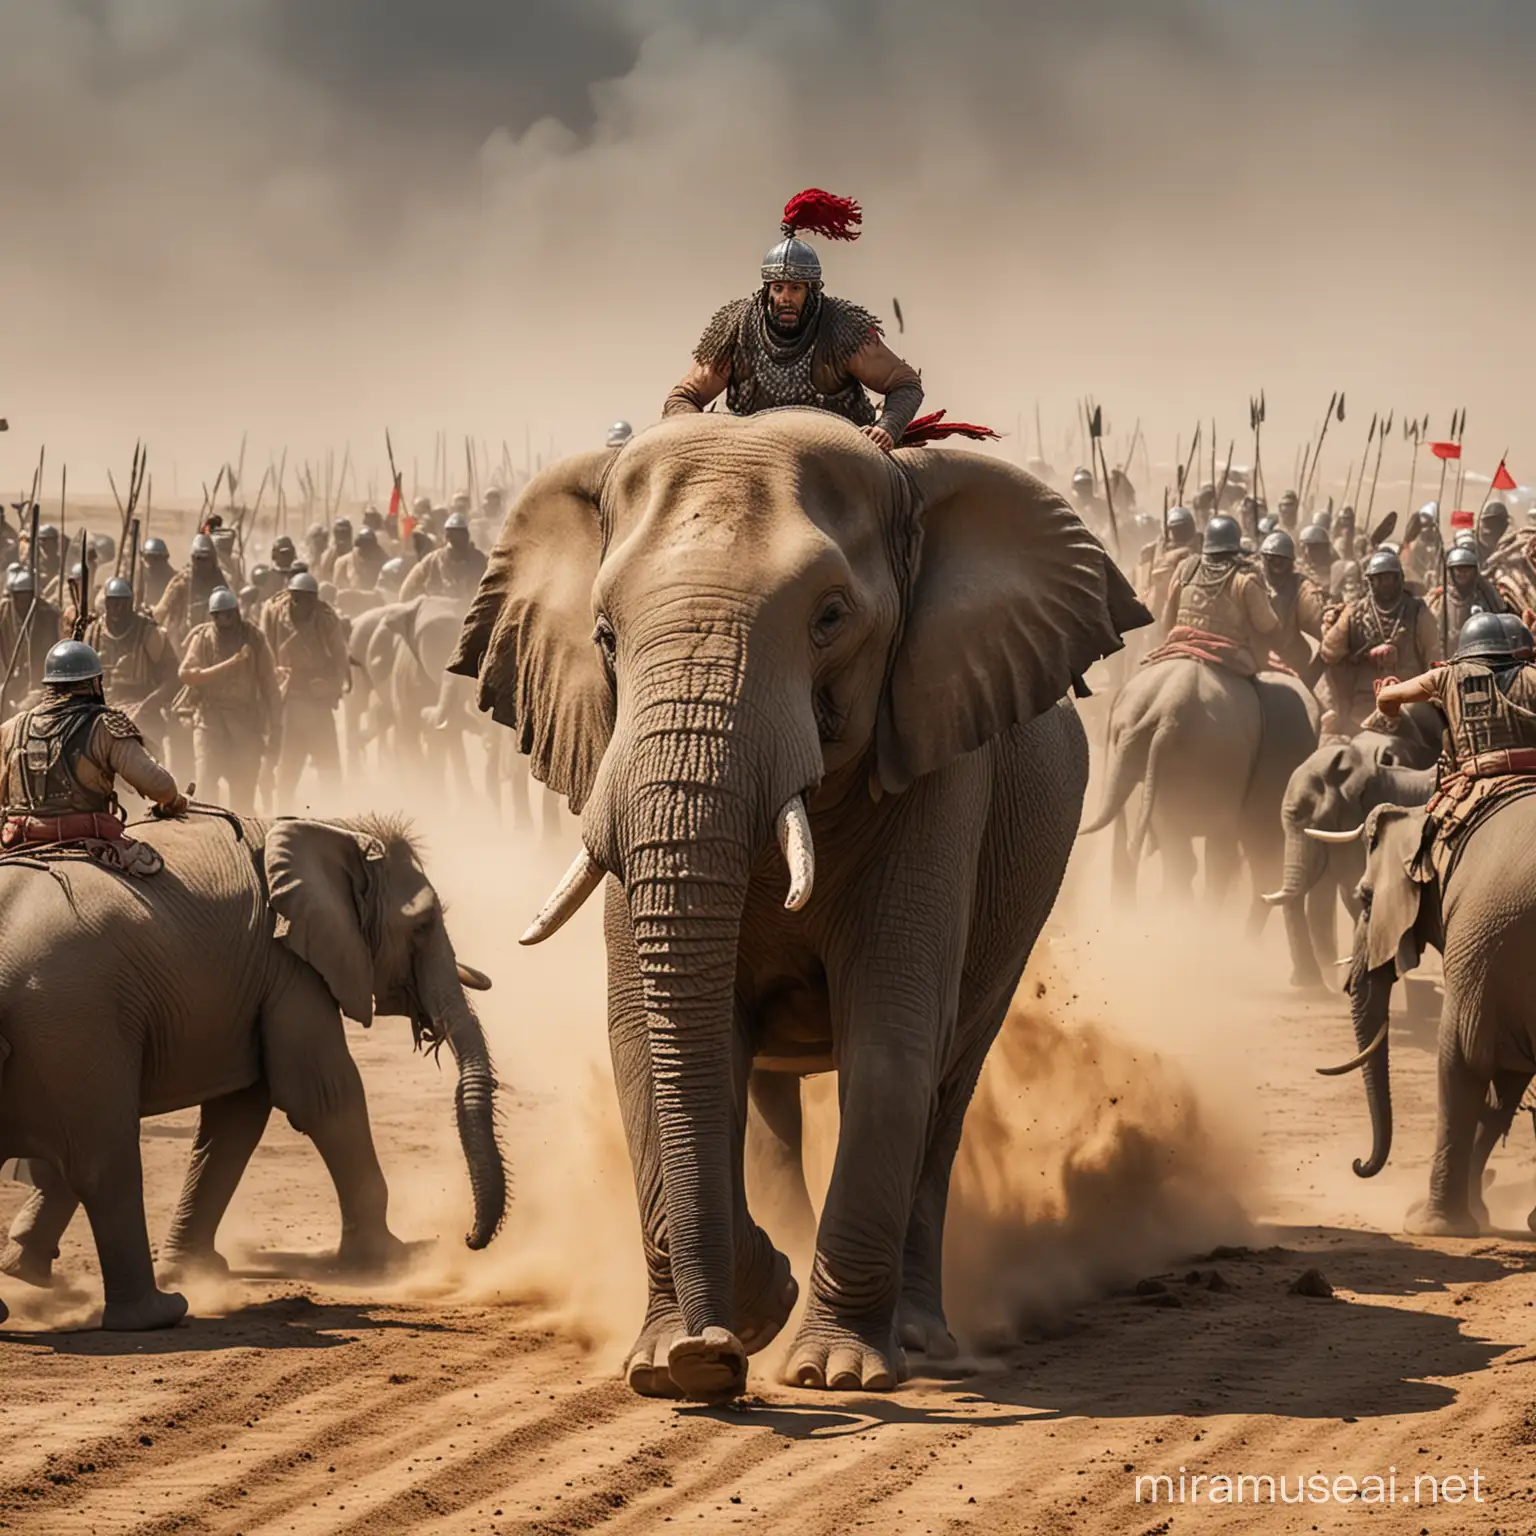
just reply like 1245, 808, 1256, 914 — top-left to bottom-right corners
1492, 458, 1518, 491
1450, 509, 1475, 529
1429, 441, 1462, 461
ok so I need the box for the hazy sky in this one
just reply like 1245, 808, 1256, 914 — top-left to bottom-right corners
5, 0, 1533, 501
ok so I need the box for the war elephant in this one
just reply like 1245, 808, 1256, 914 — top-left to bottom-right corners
1262, 737, 1438, 988
450, 408, 1145, 1400
0, 812, 503, 1329
1330, 796, 1536, 1234
1078, 657, 1319, 915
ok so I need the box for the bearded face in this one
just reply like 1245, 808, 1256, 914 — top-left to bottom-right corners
766, 280, 810, 333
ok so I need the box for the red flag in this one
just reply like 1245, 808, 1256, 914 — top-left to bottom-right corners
1450, 509, 1475, 530
388, 480, 401, 521
1429, 441, 1462, 461
1492, 458, 1518, 492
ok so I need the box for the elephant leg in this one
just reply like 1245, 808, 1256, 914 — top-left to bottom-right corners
1110, 806, 1136, 907
1406, 1032, 1485, 1237
1, 1161, 79, 1287
263, 974, 405, 1271
74, 1123, 187, 1330
1468, 1070, 1532, 1231
744, 1070, 817, 1264
1160, 832, 1197, 902
160, 1081, 274, 1276
1308, 878, 1338, 981
1205, 831, 1241, 907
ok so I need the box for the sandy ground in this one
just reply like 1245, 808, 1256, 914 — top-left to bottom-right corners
1, 750, 1535, 1536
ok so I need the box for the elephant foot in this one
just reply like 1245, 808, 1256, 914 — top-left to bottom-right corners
784, 1303, 906, 1392
334, 1229, 413, 1277
735, 1242, 798, 1357
1289, 968, 1328, 993
1403, 1199, 1480, 1238
667, 1328, 748, 1404
102, 1287, 188, 1332
157, 1244, 230, 1284
0, 1238, 56, 1289
624, 1305, 688, 1400
896, 1298, 959, 1362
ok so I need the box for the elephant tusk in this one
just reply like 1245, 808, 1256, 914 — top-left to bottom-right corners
520, 848, 605, 946
1304, 824, 1365, 845
777, 794, 815, 912
1316, 1018, 1390, 1076
1335, 955, 1355, 967
1260, 889, 1295, 906
457, 962, 493, 991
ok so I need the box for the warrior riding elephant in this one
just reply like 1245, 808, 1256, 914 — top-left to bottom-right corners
1330, 796, 1536, 1234
1078, 657, 1319, 914
0, 812, 504, 1328
1262, 717, 1440, 988
450, 409, 1145, 1400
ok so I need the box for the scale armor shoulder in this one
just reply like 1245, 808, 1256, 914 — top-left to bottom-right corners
694, 298, 752, 368
100, 709, 143, 742
821, 297, 883, 367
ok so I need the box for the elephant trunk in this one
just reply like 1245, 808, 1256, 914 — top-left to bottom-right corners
1346, 959, 1394, 1178
1265, 822, 1328, 906
422, 939, 507, 1249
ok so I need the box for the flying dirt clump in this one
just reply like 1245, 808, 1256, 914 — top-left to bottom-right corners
942, 946, 1249, 1349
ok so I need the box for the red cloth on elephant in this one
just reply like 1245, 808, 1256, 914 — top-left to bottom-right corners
1141, 626, 1298, 679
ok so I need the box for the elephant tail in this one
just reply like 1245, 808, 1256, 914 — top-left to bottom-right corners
1078, 718, 1150, 836
1127, 725, 1166, 863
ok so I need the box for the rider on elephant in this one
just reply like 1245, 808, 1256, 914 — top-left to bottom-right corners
1153, 514, 1280, 677
1427, 545, 1507, 640
84, 577, 181, 751
662, 189, 924, 454
399, 512, 486, 603
1319, 547, 1440, 739
154, 533, 227, 652
0, 640, 187, 868
1259, 528, 1327, 685
179, 586, 282, 814
1134, 505, 1198, 621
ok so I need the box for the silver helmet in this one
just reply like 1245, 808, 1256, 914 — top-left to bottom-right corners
287, 571, 320, 595
103, 577, 134, 601
761, 234, 821, 287
606, 420, 634, 449
1260, 529, 1296, 561
43, 640, 103, 684
6, 568, 34, 595
207, 585, 240, 615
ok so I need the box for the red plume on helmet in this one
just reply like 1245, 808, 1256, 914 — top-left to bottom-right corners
781, 189, 863, 243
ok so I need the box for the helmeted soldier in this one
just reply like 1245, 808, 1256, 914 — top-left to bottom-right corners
211, 526, 244, 590
0, 640, 187, 864
1157, 514, 1281, 676
260, 571, 350, 806
84, 577, 180, 748
153, 533, 226, 651
0, 568, 63, 709
1427, 544, 1506, 641
270, 534, 297, 576
1376, 612, 1536, 790
1332, 506, 1358, 566
379, 557, 409, 599
333, 526, 386, 592
21, 524, 62, 590
399, 511, 487, 604
662, 189, 924, 452
305, 522, 329, 570
1260, 529, 1327, 684
1277, 488, 1301, 531
1298, 522, 1335, 591
318, 516, 353, 584
1318, 547, 1440, 737
1135, 504, 1199, 619
606, 420, 634, 449
1475, 500, 1510, 563
178, 586, 282, 814
1401, 504, 1443, 592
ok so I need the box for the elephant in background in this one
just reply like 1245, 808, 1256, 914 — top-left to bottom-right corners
1333, 796, 1536, 1234
1263, 733, 1438, 988
451, 409, 1145, 1400
0, 813, 503, 1328
1079, 658, 1319, 917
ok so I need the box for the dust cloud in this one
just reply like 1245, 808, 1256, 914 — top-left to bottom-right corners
6, 1, 1536, 496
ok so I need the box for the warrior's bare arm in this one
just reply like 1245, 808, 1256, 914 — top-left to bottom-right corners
1241, 573, 1282, 636
97, 726, 184, 810
1374, 671, 1440, 717
848, 337, 924, 450
663, 358, 731, 417
1160, 571, 1184, 635
1318, 606, 1354, 666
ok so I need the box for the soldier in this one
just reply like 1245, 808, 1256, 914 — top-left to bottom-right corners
261, 571, 349, 805
270, 534, 298, 578
474, 486, 505, 550
0, 641, 187, 863
1298, 522, 1335, 592
1401, 505, 1443, 593
1318, 547, 1440, 738
1376, 612, 1536, 791
1157, 514, 1281, 676
305, 522, 329, 571
1068, 468, 1104, 524
1475, 500, 1511, 563
378, 557, 409, 600
1259, 529, 1327, 685
83, 576, 180, 752
1427, 545, 1506, 641
1135, 505, 1199, 620
21, 524, 62, 592
663, 189, 923, 452
333, 527, 385, 592
1332, 506, 1358, 566
399, 512, 487, 603
178, 586, 281, 814
211, 527, 245, 590
153, 534, 227, 652
318, 517, 353, 583
361, 503, 396, 556
0, 569, 63, 709
135, 537, 171, 611
1276, 488, 1301, 532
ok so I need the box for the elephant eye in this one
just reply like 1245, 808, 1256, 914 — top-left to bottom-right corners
812, 592, 850, 648
593, 616, 617, 665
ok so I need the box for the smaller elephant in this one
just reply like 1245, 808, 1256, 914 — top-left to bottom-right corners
1263, 737, 1437, 988
0, 813, 504, 1328
1328, 796, 1536, 1235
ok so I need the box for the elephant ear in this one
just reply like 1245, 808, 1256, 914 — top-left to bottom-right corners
877, 450, 1151, 793
1356, 804, 1432, 977
264, 819, 384, 1027
448, 450, 614, 811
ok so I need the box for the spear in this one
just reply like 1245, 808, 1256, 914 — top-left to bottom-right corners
69, 528, 91, 641
1, 453, 45, 715
128, 516, 141, 607
1452, 407, 1470, 516
1087, 401, 1120, 556
1349, 412, 1378, 515
1432, 409, 1464, 660
1363, 410, 1393, 524
1177, 421, 1202, 506
1402, 415, 1425, 531
385, 429, 409, 532
1477, 447, 1510, 517
1250, 391, 1267, 510
112, 443, 147, 578
1213, 439, 1237, 518
1300, 391, 1344, 507
57, 462, 67, 577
